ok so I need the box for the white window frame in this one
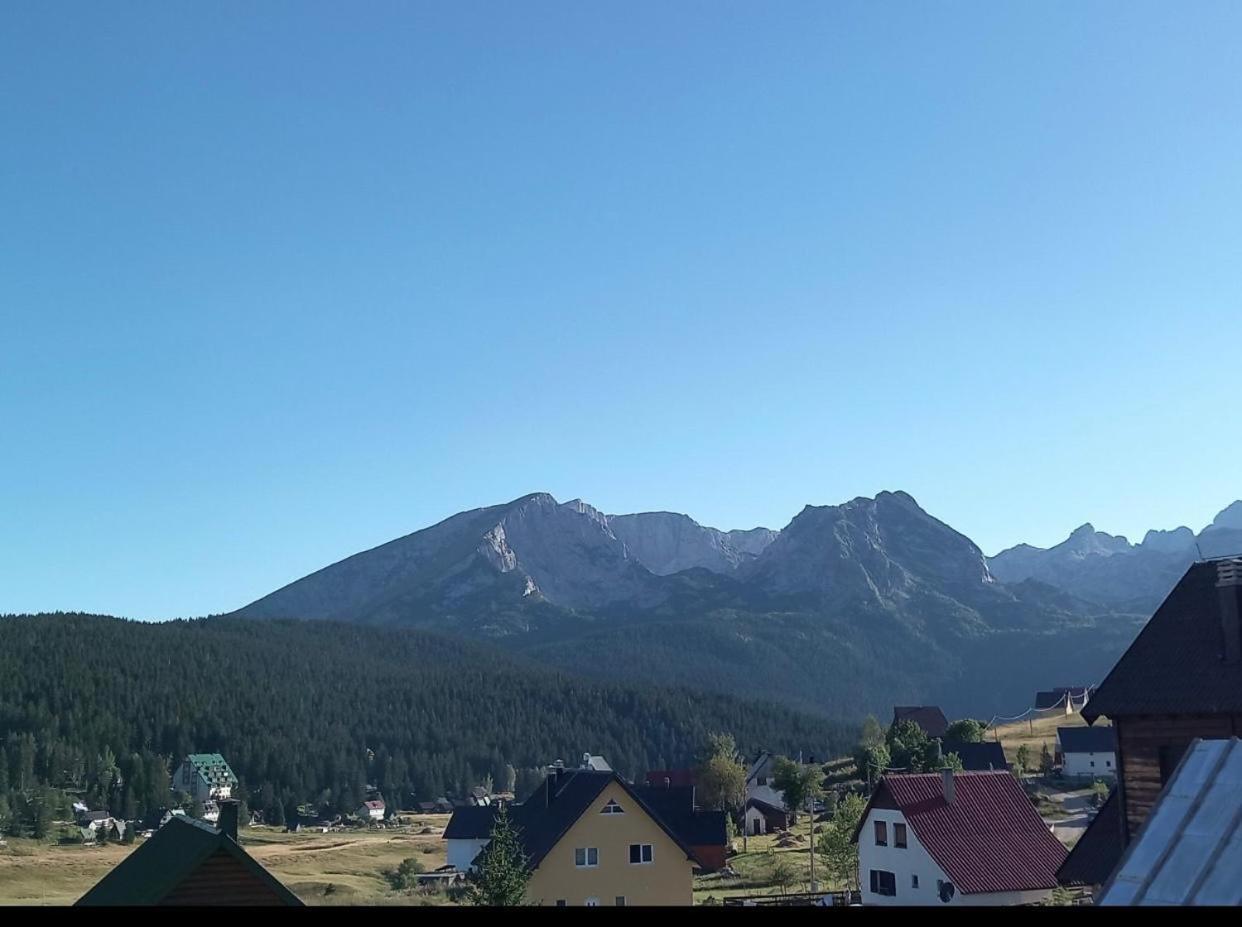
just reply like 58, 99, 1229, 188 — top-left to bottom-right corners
600, 799, 624, 815
628, 843, 654, 865
574, 847, 599, 868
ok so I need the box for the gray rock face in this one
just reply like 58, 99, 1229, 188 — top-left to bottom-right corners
741, 490, 994, 606
235, 493, 662, 622
988, 503, 1242, 609
1140, 526, 1196, 554
606, 511, 777, 575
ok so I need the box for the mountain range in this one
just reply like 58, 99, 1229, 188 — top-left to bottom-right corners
231, 492, 1242, 721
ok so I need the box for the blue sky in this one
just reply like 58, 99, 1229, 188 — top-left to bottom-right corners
3, 2, 1240, 619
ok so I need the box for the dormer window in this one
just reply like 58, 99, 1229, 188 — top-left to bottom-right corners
600, 800, 624, 815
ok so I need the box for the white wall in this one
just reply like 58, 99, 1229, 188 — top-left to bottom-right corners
858, 809, 1052, 907
447, 837, 490, 871
1062, 750, 1115, 779
743, 806, 767, 836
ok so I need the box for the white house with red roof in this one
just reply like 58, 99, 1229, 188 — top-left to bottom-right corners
356, 799, 385, 821
854, 769, 1066, 906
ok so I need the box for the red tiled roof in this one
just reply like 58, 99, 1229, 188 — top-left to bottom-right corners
858, 771, 1067, 895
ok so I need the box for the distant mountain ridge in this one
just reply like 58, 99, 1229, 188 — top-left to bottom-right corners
988, 502, 1242, 610
228, 489, 1236, 719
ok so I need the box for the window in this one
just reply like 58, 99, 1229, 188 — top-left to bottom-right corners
911, 875, 919, 889
894, 823, 907, 848
869, 870, 897, 896
615, 897, 626, 907
1090, 761, 1095, 768
628, 843, 654, 864
874, 820, 888, 846
556, 900, 566, 907
600, 799, 624, 815
585, 898, 599, 907
574, 847, 599, 867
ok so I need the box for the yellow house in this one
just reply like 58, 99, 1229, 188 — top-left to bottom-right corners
454, 766, 700, 906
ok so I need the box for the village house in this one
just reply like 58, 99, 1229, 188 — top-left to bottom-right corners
356, 799, 385, 821
742, 796, 787, 836
1056, 725, 1117, 779
76, 809, 113, 836
443, 761, 703, 905
1058, 557, 1242, 891
77, 802, 302, 906
854, 769, 1066, 906
1035, 687, 1094, 713
743, 751, 786, 820
1097, 737, 1242, 905
892, 706, 949, 738
941, 740, 1008, 772
172, 753, 238, 803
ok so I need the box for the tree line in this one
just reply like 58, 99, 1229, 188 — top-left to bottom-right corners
0, 613, 855, 835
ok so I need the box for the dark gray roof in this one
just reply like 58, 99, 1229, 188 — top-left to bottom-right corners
76, 816, 302, 906
443, 804, 497, 840
893, 705, 949, 738
1085, 560, 1242, 721
480, 770, 700, 870
1100, 738, 1242, 905
1057, 726, 1117, 754
942, 740, 1008, 771
632, 785, 728, 847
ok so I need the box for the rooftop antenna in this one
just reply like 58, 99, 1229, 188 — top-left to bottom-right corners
1195, 541, 1206, 562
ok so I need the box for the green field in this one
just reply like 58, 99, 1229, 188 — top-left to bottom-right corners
2, 811, 821, 906
0, 814, 454, 907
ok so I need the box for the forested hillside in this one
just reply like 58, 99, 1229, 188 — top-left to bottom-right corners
0, 614, 853, 833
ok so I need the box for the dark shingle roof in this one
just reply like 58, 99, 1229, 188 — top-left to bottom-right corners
1057, 726, 1117, 754
443, 804, 498, 840
496, 770, 700, 870
76, 816, 301, 906
854, 771, 1067, 895
942, 740, 1008, 771
632, 786, 728, 848
1057, 787, 1123, 888
893, 706, 949, 738
1085, 560, 1242, 721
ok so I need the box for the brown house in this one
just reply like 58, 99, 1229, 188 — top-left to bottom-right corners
1059, 557, 1242, 889
891, 705, 949, 738
77, 801, 301, 906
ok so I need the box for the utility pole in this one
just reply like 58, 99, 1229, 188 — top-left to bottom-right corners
808, 790, 816, 893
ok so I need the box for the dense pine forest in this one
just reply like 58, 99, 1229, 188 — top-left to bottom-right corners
0, 613, 854, 835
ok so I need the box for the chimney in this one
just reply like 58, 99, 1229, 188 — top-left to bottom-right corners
664, 777, 671, 790
1218, 560, 1242, 665
941, 768, 955, 805
218, 799, 239, 841
583, 752, 591, 769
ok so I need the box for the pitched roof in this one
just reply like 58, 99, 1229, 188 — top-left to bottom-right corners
582, 755, 612, 771
183, 753, 238, 784
1099, 738, 1242, 905
361, 800, 384, 810
854, 771, 1067, 895
1057, 726, 1117, 754
1035, 687, 1093, 709
1085, 559, 1242, 721
505, 770, 700, 870
76, 815, 302, 906
1057, 787, 1123, 888
645, 769, 697, 789
632, 786, 728, 848
443, 804, 498, 840
892, 706, 949, 738
941, 740, 1008, 772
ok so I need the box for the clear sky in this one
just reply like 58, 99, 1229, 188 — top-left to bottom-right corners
3, 2, 1240, 619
